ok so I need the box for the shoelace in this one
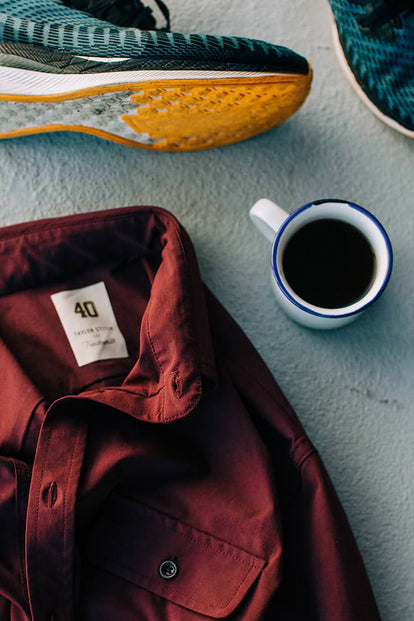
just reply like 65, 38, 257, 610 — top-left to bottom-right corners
65, 0, 171, 31
357, 0, 414, 29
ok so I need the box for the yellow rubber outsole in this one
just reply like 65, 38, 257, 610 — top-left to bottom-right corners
0, 71, 312, 151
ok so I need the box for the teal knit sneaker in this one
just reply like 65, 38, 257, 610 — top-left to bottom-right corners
0, 0, 312, 151
329, 0, 414, 138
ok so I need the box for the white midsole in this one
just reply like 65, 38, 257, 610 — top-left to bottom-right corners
331, 17, 414, 139
0, 65, 281, 96
78, 56, 131, 62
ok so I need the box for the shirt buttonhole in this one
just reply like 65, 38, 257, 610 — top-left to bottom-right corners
171, 371, 182, 399
44, 481, 58, 509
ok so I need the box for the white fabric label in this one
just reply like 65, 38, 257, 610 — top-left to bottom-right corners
51, 282, 129, 367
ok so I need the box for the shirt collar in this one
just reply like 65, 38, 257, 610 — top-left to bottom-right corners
0, 338, 45, 455
0, 206, 217, 425
83, 207, 218, 422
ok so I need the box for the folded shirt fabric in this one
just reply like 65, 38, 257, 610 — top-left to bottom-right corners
0, 205, 380, 620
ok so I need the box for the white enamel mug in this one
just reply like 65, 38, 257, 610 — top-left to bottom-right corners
250, 198, 393, 329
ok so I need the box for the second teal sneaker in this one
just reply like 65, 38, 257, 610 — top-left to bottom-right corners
0, 0, 312, 151
329, 0, 414, 138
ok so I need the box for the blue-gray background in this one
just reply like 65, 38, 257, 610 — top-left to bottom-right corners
1, 1, 413, 619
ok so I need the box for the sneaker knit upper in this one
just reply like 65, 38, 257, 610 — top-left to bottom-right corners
329, 0, 414, 131
0, 0, 309, 74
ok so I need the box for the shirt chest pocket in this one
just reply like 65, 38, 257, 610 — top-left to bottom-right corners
85, 494, 266, 619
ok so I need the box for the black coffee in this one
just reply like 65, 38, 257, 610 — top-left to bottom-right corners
282, 219, 375, 308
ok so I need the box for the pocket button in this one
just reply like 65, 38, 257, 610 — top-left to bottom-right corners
159, 559, 178, 580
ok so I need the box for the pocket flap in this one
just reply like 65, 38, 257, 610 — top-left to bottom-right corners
87, 494, 266, 618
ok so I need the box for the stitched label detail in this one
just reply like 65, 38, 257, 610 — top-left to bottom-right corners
51, 281, 128, 367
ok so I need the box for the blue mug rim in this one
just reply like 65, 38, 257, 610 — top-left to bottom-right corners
271, 199, 393, 319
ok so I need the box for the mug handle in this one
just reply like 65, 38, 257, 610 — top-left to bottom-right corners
250, 199, 289, 243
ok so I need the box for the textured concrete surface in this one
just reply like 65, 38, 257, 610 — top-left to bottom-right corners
0, 1, 413, 619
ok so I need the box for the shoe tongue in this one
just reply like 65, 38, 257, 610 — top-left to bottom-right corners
66, 0, 158, 29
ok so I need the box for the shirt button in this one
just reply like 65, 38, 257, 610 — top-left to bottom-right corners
159, 559, 178, 580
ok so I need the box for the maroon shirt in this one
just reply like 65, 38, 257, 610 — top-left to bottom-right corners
0, 206, 380, 621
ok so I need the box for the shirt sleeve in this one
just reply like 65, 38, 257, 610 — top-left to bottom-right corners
271, 450, 382, 621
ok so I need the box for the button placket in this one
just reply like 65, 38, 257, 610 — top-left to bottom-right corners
25, 400, 88, 621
